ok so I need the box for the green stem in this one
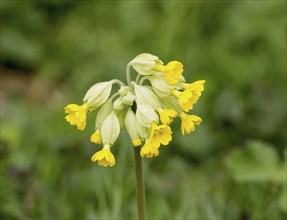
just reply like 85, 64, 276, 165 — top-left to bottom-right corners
133, 147, 145, 220
139, 76, 149, 85
135, 74, 142, 84
126, 64, 131, 86
113, 79, 125, 87
108, 92, 119, 102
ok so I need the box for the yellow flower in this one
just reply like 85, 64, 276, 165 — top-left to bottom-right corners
140, 139, 159, 158
153, 61, 183, 84
180, 112, 202, 135
172, 85, 203, 112
158, 109, 177, 125
149, 122, 172, 148
64, 103, 89, 131
171, 89, 192, 112
90, 129, 102, 144
91, 144, 116, 167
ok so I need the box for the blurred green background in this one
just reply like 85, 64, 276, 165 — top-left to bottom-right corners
1, 1, 286, 219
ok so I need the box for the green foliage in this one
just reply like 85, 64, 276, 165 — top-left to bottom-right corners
224, 141, 285, 183
1, 1, 286, 219
225, 141, 286, 212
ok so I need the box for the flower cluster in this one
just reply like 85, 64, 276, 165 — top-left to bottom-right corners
65, 53, 205, 167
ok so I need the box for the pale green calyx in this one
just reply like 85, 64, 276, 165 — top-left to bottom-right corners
125, 108, 141, 142
136, 103, 159, 128
96, 100, 113, 128
83, 81, 114, 108
149, 76, 174, 97
133, 83, 161, 110
129, 53, 161, 76
101, 111, 120, 145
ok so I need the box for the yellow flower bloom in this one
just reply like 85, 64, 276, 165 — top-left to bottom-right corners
149, 122, 172, 148
180, 112, 202, 135
172, 84, 203, 112
158, 109, 177, 125
140, 139, 159, 158
90, 129, 102, 144
153, 61, 183, 84
172, 89, 192, 112
64, 103, 89, 131
91, 144, 115, 167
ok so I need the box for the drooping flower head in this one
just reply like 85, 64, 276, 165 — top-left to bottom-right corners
64, 53, 205, 166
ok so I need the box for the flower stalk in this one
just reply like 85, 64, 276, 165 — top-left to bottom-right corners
134, 146, 145, 220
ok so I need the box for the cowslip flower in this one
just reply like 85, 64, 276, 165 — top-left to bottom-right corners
91, 110, 120, 167
64, 53, 205, 167
180, 112, 202, 135
153, 61, 184, 84
140, 139, 159, 158
128, 53, 184, 85
158, 108, 177, 125
90, 100, 113, 144
148, 122, 172, 148
64, 103, 89, 131
171, 80, 205, 112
